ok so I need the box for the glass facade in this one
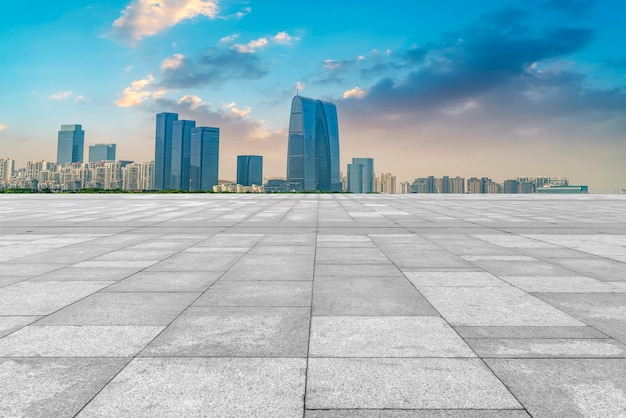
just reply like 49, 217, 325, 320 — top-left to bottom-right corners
350, 158, 374, 193
190, 127, 219, 191
237, 155, 263, 186
57, 124, 84, 164
88, 144, 116, 163
286, 96, 341, 192
154, 112, 179, 190
170, 120, 196, 190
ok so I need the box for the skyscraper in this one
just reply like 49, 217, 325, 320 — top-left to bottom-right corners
190, 127, 219, 191
170, 120, 196, 190
154, 112, 178, 190
88, 144, 116, 162
348, 158, 374, 193
286, 95, 341, 192
237, 155, 263, 186
57, 124, 84, 164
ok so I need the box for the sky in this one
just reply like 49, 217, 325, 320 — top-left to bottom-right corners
1, 0, 625, 192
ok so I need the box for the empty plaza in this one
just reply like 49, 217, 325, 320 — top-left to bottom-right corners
1, 194, 625, 417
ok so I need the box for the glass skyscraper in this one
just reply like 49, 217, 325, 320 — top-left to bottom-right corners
190, 127, 219, 191
286, 95, 341, 192
154, 112, 179, 190
57, 124, 85, 164
88, 144, 116, 162
170, 120, 196, 190
237, 155, 263, 186
348, 158, 374, 193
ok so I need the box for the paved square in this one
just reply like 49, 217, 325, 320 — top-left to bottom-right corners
1, 194, 625, 416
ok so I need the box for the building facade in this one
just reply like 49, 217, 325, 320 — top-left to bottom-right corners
57, 124, 85, 164
88, 144, 116, 163
154, 112, 178, 190
0, 158, 14, 182
237, 155, 263, 186
190, 127, 219, 191
286, 95, 341, 192
170, 120, 196, 190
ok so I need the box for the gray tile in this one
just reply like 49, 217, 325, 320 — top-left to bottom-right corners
142, 307, 310, 357
543, 257, 626, 282
306, 358, 521, 409
500, 275, 626, 293
77, 357, 305, 418
36, 292, 198, 325
92, 249, 179, 261
104, 271, 221, 292
222, 254, 314, 280
310, 316, 474, 357
454, 326, 609, 339
0, 358, 128, 418
316, 248, 390, 264
195, 280, 311, 306
32, 266, 142, 281
313, 277, 438, 316
467, 338, 626, 358
486, 359, 626, 417
0, 263, 66, 276
467, 260, 574, 276
315, 264, 404, 277
404, 271, 507, 287
146, 252, 241, 271
420, 287, 584, 326
0, 316, 41, 338
0, 281, 115, 315
0, 326, 164, 357
305, 411, 531, 418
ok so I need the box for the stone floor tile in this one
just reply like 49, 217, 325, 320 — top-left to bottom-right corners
146, 252, 241, 272
194, 280, 311, 307
222, 254, 314, 280
467, 338, 626, 358
542, 257, 626, 282
316, 247, 390, 264
306, 358, 521, 410
454, 326, 609, 339
315, 264, 404, 277
35, 292, 198, 326
0, 263, 67, 276
0, 316, 41, 338
485, 359, 626, 417
420, 287, 584, 326
404, 271, 507, 287
305, 411, 531, 417
0, 326, 164, 357
31, 266, 143, 281
0, 358, 128, 418
142, 307, 310, 357
104, 271, 221, 292
500, 275, 626, 293
76, 357, 305, 418
310, 316, 474, 357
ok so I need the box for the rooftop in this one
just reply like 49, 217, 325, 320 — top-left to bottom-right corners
1, 194, 625, 417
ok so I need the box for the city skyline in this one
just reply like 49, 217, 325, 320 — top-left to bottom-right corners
1, 1, 626, 192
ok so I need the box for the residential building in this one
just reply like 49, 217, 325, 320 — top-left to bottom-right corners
0, 158, 14, 182
237, 155, 263, 186
57, 124, 84, 164
88, 144, 116, 162
286, 95, 341, 192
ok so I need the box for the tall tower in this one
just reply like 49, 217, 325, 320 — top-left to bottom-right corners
237, 155, 263, 186
190, 127, 219, 191
57, 124, 85, 164
286, 95, 340, 192
170, 120, 196, 190
350, 158, 374, 193
88, 144, 116, 162
154, 112, 179, 190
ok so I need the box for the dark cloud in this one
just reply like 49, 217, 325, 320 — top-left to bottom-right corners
160, 48, 268, 89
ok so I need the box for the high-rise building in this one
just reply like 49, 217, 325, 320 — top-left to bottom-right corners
88, 144, 116, 162
122, 161, 154, 191
347, 158, 374, 193
190, 127, 219, 191
237, 155, 263, 186
286, 95, 341, 192
170, 120, 196, 190
379, 173, 397, 194
57, 124, 84, 164
0, 158, 14, 182
154, 112, 179, 190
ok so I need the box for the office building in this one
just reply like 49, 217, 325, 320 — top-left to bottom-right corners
347, 163, 363, 193
190, 127, 219, 191
347, 158, 374, 193
237, 155, 263, 186
88, 144, 116, 162
286, 95, 341, 192
57, 124, 85, 164
154, 112, 179, 190
170, 120, 196, 190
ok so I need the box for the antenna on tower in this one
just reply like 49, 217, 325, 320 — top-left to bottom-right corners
296, 87, 299, 96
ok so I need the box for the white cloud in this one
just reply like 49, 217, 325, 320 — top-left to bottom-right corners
443, 100, 479, 115
221, 6, 251, 20
115, 75, 164, 107
295, 81, 305, 92
177, 94, 204, 109
0, 124, 6, 132
110, 0, 220, 45
342, 86, 368, 99
49, 91, 73, 100
161, 53, 185, 70
75, 95, 90, 103
232, 37, 268, 53
219, 33, 239, 43
324, 59, 341, 70
225, 102, 251, 117
272, 31, 298, 45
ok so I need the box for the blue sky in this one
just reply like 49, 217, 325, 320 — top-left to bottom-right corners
1, 0, 625, 192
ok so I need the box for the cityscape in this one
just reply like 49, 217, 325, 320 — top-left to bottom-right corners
0, 96, 591, 194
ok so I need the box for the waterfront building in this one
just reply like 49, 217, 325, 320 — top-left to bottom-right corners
286, 95, 341, 192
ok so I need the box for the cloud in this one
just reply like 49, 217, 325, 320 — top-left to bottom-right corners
160, 48, 267, 88
219, 33, 239, 43
272, 31, 299, 45
109, 0, 219, 45
161, 53, 185, 70
0, 124, 5, 132
177, 94, 204, 109
75, 95, 90, 103
232, 37, 268, 53
225, 102, 251, 117
342, 86, 367, 99
49, 91, 73, 100
116, 75, 166, 107
220, 6, 251, 20
295, 81, 305, 92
